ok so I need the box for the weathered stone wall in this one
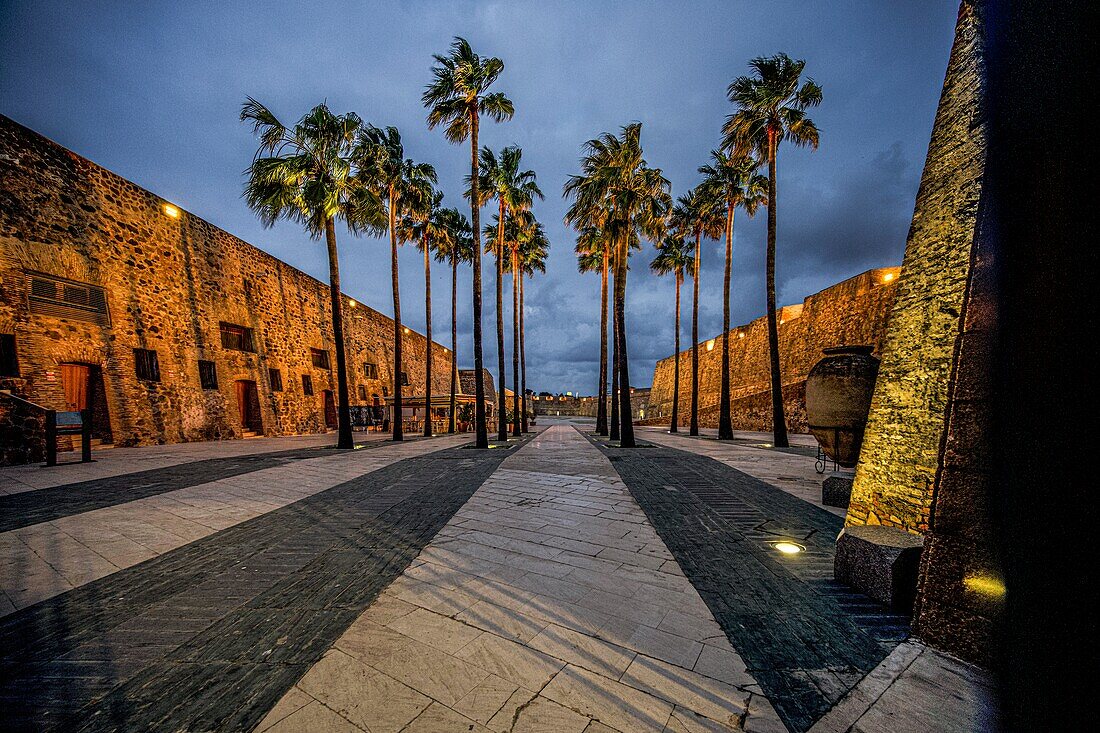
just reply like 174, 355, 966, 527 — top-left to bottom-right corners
647, 268, 900, 433
531, 390, 650, 421
0, 115, 451, 451
846, 1, 986, 533
0, 392, 47, 465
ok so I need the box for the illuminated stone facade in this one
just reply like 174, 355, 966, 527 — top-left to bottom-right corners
646, 268, 900, 432
845, 1, 987, 534
0, 115, 451, 457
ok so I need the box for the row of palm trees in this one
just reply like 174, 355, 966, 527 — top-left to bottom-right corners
573, 53, 821, 448
241, 37, 547, 450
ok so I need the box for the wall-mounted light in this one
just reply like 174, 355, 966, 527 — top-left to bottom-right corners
403, 327, 410, 334
706, 339, 715, 351
883, 272, 896, 283
738, 332, 745, 339
347, 299, 357, 308
163, 204, 180, 218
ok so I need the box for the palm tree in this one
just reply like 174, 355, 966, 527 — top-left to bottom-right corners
564, 124, 670, 447
509, 211, 544, 436
353, 125, 437, 442
650, 234, 693, 433
574, 225, 611, 435
434, 208, 474, 433
669, 189, 723, 436
518, 222, 549, 432
724, 53, 822, 448
398, 190, 447, 437
240, 99, 383, 450
424, 37, 514, 449
698, 149, 768, 440
472, 145, 543, 440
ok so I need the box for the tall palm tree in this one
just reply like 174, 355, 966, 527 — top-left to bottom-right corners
398, 190, 448, 437
509, 211, 543, 436
574, 225, 611, 435
472, 145, 543, 440
650, 234, 693, 433
518, 222, 549, 432
724, 53, 822, 448
668, 189, 722, 436
240, 99, 383, 450
698, 149, 768, 440
424, 37, 514, 449
433, 207, 474, 433
564, 124, 670, 447
353, 125, 437, 442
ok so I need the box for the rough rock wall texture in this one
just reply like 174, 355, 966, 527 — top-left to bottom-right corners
846, 1, 986, 533
646, 268, 900, 433
0, 393, 47, 465
531, 389, 649, 420
0, 115, 451, 454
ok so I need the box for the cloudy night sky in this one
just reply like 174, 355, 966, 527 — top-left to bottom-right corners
0, 1, 958, 394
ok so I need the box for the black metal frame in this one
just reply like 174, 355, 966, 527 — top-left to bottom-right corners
45, 408, 92, 466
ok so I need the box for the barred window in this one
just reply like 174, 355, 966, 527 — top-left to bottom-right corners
198, 360, 218, 390
134, 348, 160, 382
363, 362, 378, 379
1, 334, 19, 377
219, 322, 255, 352
310, 348, 330, 369
301, 374, 314, 395
269, 368, 283, 392
400, 371, 410, 386
27, 272, 110, 326
357, 385, 367, 401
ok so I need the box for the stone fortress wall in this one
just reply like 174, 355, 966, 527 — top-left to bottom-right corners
0, 115, 451, 452
646, 268, 901, 433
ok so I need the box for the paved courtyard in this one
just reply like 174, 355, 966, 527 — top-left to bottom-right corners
0, 423, 994, 732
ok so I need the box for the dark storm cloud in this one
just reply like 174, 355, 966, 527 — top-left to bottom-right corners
0, 0, 958, 393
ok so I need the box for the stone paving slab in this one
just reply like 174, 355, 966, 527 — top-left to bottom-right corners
0, 433, 512, 731
635, 427, 843, 517
0, 434, 470, 613
587, 433, 909, 732
260, 425, 786, 733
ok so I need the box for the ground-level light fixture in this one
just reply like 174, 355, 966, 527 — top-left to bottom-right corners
163, 203, 180, 218
771, 541, 805, 555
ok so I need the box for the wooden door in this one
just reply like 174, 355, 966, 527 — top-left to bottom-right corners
61, 364, 89, 411
235, 380, 262, 432
323, 390, 338, 429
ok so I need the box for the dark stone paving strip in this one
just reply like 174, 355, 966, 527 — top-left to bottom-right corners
586, 434, 909, 733
0, 438, 526, 732
0, 437, 419, 533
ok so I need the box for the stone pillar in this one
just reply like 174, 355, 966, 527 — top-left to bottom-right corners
846, 0, 987, 533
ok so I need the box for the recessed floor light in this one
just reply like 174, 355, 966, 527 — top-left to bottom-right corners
772, 541, 805, 555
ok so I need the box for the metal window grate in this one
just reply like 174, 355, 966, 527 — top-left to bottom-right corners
134, 348, 160, 382
301, 374, 314, 395
198, 360, 218, 390
269, 368, 283, 392
310, 348, 330, 369
219, 322, 255, 352
27, 272, 110, 326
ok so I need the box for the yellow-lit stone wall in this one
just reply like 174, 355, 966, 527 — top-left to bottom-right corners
647, 268, 900, 432
0, 115, 451, 448
846, 1, 986, 533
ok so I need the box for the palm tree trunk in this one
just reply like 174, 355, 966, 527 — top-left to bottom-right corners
766, 130, 788, 447
470, 107, 488, 449
596, 247, 609, 435
449, 252, 458, 433
670, 271, 681, 433
520, 273, 529, 432
511, 246, 521, 437
389, 192, 404, 442
609, 242, 620, 442
719, 201, 735, 440
423, 234, 433, 438
615, 230, 635, 448
324, 218, 354, 450
690, 230, 701, 436
495, 200, 508, 441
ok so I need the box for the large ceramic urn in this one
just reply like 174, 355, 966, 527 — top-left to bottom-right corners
805, 345, 880, 468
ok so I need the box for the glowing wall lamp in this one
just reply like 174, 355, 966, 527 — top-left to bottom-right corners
163, 203, 180, 218
883, 272, 896, 282
706, 339, 716, 352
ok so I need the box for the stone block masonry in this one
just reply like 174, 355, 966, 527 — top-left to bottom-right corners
647, 268, 900, 433
0, 115, 451, 458
846, 0, 987, 534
